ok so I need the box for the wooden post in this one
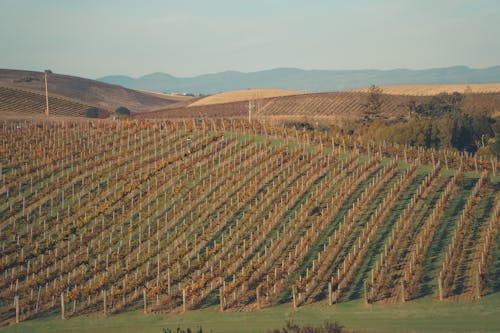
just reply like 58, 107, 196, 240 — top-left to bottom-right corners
14, 296, 19, 324
292, 286, 297, 310
400, 280, 405, 303
143, 289, 147, 314
364, 281, 368, 305
182, 288, 186, 313
36, 287, 40, 313
438, 277, 443, 301
219, 288, 224, 312
256, 285, 260, 310
103, 289, 107, 316
328, 282, 332, 306
167, 269, 171, 295
61, 293, 65, 320
248, 100, 252, 124
476, 266, 482, 300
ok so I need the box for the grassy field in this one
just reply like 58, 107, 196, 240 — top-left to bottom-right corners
2, 293, 500, 333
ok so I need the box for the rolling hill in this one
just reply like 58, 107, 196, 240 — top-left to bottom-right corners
0, 86, 106, 118
0, 69, 179, 113
140, 91, 430, 122
141, 86, 500, 123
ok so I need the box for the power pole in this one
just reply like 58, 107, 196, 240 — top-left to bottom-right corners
44, 70, 51, 116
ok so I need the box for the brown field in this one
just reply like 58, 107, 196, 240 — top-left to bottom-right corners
140, 91, 430, 122
352, 83, 500, 96
188, 88, 304, 107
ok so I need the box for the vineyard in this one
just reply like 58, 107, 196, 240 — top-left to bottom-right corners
140, 91, 430, 122
0, 118, 499, 327
0, 87, 104, 118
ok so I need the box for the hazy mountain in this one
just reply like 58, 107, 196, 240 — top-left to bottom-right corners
98, 66, 500, 94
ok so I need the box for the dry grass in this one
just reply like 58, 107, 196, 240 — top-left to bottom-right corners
188, 88, 304, 107
352, 83, 500, 96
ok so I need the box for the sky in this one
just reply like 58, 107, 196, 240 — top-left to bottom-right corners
1, 0, 499, 79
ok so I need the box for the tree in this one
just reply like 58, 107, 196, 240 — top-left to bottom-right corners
115, 106, 131, 118
415, 93, 463, 118
362, 85, 384, 122
405, 99, 417, 119
85, 107, 100, 118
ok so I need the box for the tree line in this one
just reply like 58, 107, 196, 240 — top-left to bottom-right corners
362, 88, 500, 157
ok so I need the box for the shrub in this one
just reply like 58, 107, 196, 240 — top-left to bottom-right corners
268, 321, 344, 333
85, 107, 100, 118
115, 106, 131, 118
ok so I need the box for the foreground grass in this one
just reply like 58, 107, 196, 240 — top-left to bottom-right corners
2, 293, 500, 333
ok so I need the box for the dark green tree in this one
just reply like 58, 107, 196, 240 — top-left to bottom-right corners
362, 85, 384, 122
85, 107, 100, 118
115, 106, 131, 118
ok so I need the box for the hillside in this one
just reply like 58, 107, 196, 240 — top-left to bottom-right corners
0, 86, 107, 118
1, 118, 498, 325
141, 89, 500, 124
0, 69, 178, 113
98, 66, 500, 94
140, 91, 430, 122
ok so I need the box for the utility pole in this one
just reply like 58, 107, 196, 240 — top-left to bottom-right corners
44, 70, 51, 116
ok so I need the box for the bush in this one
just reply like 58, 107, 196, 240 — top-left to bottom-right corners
85, 107, 100, 118
268, 321, 344, 333
115, 106, 131, 118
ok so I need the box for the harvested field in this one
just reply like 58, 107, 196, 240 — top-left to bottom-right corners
189, 89, 304, 107
353, 83, 500, 96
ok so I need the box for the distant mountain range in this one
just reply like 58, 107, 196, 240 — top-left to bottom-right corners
98, 66, 500, 94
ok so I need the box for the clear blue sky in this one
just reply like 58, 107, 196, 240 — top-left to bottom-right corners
1, 0, 499, 79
